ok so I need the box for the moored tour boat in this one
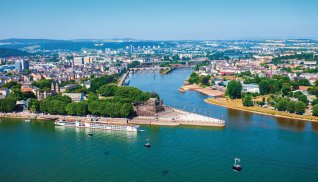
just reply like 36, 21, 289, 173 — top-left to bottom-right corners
54, 119, 140, 132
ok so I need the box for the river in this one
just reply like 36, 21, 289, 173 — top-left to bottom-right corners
1, 69, 318, 181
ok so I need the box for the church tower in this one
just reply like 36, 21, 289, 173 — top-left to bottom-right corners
51, 81, 55, 91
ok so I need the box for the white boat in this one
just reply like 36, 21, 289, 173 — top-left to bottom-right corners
55, 119, 140, 132
25, 119, 31, 122
232, 158, 242, 172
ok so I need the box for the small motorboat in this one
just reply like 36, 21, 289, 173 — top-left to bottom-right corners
232, 158, 242, 172
144, 139, 151, 148
88, 133, 93, 136
24, 119, 31, 122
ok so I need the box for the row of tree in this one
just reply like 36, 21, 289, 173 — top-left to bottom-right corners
225, 80, 317, 116
28, 94, 135, 117
26, 84, 158, 118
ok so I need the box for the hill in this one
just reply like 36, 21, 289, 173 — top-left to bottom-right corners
0, 48, 31, 57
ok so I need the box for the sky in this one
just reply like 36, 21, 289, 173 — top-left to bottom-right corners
0, 0, 317, 40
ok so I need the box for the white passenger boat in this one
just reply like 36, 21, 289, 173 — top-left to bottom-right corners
54, 119, 140, 132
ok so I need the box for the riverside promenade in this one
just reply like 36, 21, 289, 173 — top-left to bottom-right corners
0, 106, 225, 128
118, 71, 130, 86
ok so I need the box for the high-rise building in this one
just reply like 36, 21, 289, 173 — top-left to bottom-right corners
21, 60, 29, 70
130, 45, 134, 54
15, 59, 29, 71
83, 57, 90, 64
73, 57, 84, 65
105, 48, 111, 56
15, 60, 22, 71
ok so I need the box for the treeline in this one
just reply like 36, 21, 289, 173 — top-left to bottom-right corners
28, 94, 134, 117
225, 79, 318, 116
244, 75, 312, 96
193, 60, 209, 71
268, 95, 307, 115
207, 52, 230, 60
27, 85, 158, 118
98, 84, 159, 102
271, 53, 317, 64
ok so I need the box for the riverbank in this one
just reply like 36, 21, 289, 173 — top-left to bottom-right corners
0, 106, 225, 127
205, 97, 318, 122
179, 84, 224, 97
118, 71, 129, 86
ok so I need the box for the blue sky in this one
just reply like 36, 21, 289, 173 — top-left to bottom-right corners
0, 0, 317, 40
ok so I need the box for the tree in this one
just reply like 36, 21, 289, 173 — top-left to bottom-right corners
298, 95, 309, 105
32, 79, 52, 91
295, 101, 306, 115
39, 95, 71, 114
308, 86, 318, 96
115, 86, 151, 102
88, 100, 101, 115
226, 81, 242, 99
199, 75, 211, 86
188, 72, 199, 84
0, 98, 16, 112
87, 93, 99, 102
287, 101, 296, 113
242, 95, 254, 107
28, 99, 40, 113
281, 83, 291, 96
291, 82, 299, 90
297, 79, 311, 86
75, 102, 88, 116
313, 104, 318, 116
312, 98, 318, 106
3, 81, 21, 89
259, 80, 270, 95
90, 75, 115, 92
276, 99, 288, 111
98, 84, 117, 97
120, 103, 134, 117
294, 91, 303, 98
46, 100, 67, 115
65, 103, 77, 115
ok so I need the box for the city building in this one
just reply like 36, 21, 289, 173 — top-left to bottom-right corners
73, 57, 84, 65
242, 84, 260, 93
0, 88, 10, 99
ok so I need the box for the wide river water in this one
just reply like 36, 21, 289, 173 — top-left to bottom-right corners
1, 69, 318, 181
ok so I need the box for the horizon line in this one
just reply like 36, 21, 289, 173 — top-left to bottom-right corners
1, 37, 318, 42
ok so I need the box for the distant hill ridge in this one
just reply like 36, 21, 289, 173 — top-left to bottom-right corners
0, 48, 31, 57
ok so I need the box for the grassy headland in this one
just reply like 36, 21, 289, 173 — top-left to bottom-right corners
205, 97, 318, 122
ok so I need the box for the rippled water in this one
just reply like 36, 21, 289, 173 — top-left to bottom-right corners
1, 69, 318, 181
